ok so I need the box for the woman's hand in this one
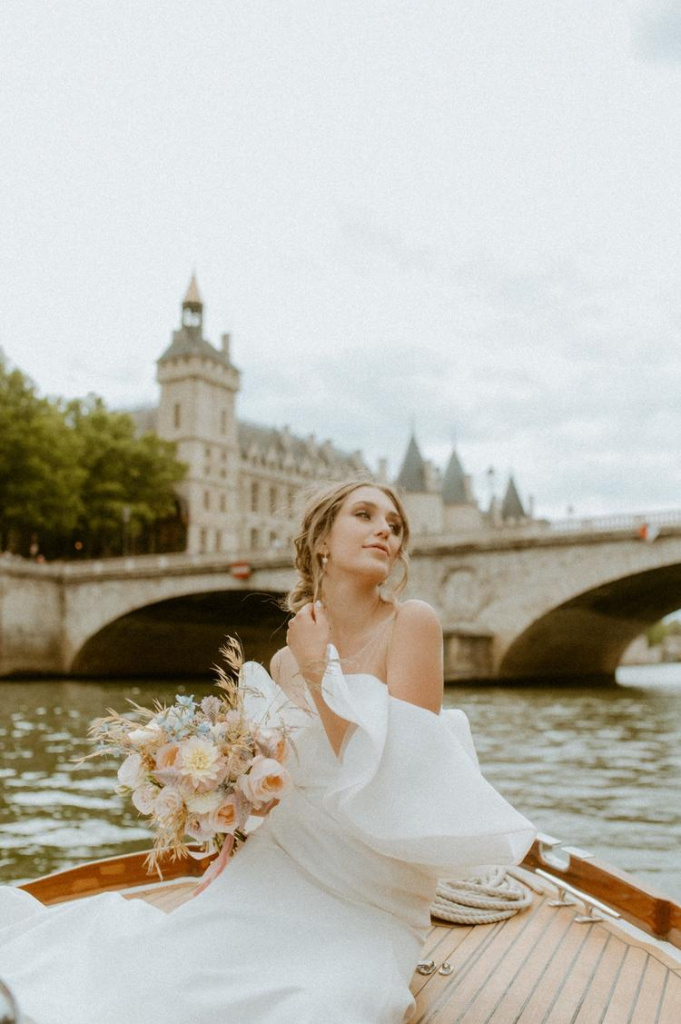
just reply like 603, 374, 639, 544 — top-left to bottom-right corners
287, 602, 349, 756
286, 601, 330, 684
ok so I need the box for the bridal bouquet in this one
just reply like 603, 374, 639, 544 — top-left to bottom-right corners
86, 638, 291, 893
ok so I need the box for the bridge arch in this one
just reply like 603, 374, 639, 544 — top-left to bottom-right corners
69, 589, 288, 677
499, 562, 681, 683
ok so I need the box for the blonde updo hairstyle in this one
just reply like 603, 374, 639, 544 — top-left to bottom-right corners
286, 479, 411, 614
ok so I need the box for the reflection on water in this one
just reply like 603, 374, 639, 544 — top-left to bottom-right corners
1, 666, 680, 900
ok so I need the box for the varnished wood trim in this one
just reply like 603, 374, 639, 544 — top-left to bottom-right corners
18, 848, 216, 906
522, 840, 681, 943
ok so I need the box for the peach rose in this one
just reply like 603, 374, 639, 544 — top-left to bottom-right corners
127, 722, 165, 749
118, 752, 146, 789
206, 795, 239, 834
154, 786, 184, 821
152, 742, 181, 785
131, 782, 158, 814
236, 756, 290, 808
184, 790, 224, 814
255, 729, 287, 762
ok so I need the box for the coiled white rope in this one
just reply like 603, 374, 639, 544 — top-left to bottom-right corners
431, 867, 534, 924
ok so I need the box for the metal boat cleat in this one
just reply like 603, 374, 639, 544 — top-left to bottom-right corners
438, 961, 454, 976
416, 960, 437, 976
535, 868, 620, 924
547, 885, 577, 908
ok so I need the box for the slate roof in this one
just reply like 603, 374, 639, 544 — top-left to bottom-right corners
442, 447, 469, 505
157, 328, 229, 365
238, 421, 367, 474
395, 435, 427, 492
501, 476, 526, 520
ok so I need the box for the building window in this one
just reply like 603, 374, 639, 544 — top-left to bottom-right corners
205, 446, 211, 458
220, 493, 226, 513
173, 403, 181, 429
250, 527, 259, 550
199, 528, 207, 553
269, 486, 277, 515
288, 488, 295, 513
220, 409, 227, 435
250, 481, 259, 513
216, 531, 222, 552
269, 530, 277, 548
204, 490, 210, 510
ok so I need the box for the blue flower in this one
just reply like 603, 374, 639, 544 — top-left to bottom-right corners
175, 695, 196, 710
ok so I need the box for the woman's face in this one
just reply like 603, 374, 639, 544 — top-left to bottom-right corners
323, 486, 404, 585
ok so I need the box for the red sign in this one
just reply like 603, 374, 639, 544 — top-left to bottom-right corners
230, 562, 252, 580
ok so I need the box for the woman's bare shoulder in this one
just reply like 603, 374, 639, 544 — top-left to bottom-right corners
270, 646, 289, 682
393, 599, 442, 634
386, 600, 443, 712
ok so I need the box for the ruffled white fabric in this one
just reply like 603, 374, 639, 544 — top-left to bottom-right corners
0, 651, 535, 1024
320, 646, 535, 873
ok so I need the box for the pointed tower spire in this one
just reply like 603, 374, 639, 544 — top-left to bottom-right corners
181, 272, 203, 330
395, 434, 427, 492
442, 447, 468, 505
501, 475, 526, 520
184, 272, 202, 306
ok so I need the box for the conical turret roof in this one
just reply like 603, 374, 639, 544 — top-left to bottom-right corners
442, 447, 468, 505
183, 273, 203, 307
501, 476, 526, 520
395, 435, 427, 492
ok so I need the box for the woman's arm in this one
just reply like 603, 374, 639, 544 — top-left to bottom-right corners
286, 602, 351, 756
385, 600, 444, 713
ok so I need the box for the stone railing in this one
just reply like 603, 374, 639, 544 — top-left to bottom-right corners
544, 509, 681, 535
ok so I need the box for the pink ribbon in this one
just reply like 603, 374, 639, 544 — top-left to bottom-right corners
191, 834, 235, 898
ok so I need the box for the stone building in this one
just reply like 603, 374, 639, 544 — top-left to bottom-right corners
154, 277, 367, 555
139, 276, 530, 555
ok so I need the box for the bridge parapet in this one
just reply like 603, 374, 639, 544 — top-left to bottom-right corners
542, 508, 681, 535
3, 514, 681, 680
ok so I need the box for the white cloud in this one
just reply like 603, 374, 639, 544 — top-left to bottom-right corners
2, 1, 681, 521
631, 1, 681, 61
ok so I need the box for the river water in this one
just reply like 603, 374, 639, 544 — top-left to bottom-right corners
1, 665, 680, 900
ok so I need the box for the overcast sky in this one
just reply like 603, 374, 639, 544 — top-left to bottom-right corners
2, 0, 680, 519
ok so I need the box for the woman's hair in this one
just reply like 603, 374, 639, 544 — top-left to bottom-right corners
285, 479, 411, 613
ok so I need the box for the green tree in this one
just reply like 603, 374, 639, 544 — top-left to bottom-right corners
65, 396, 186, 556
0, 352, 83, 553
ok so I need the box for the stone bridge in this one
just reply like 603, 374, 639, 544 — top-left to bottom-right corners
2, 511, 681, 683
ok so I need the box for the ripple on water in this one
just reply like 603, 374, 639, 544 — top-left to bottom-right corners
0, 669, 680, 900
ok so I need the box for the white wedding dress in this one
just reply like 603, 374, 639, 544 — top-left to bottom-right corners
0, 648, 535, 1024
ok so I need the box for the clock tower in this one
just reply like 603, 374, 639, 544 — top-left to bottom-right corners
156, 275, 241, 555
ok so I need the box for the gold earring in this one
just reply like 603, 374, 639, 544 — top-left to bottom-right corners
321, 553, 328, 569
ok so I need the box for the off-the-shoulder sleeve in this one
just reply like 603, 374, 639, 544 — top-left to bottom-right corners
319, 647, 536, 875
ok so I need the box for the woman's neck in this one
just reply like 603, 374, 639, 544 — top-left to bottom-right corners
320, 576, 392, 648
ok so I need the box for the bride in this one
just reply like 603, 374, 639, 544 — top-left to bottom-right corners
0, 480, 535, 1024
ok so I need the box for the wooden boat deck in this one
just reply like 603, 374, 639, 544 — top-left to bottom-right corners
124, 868, 681, 1023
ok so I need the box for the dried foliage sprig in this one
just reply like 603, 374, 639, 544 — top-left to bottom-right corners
81, 635, 291, 878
